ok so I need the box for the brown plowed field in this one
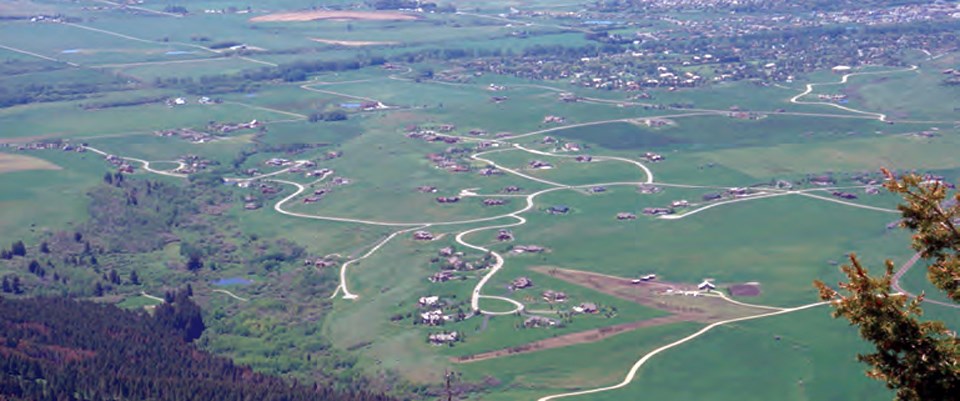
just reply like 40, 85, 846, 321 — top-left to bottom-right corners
453, 315, 692, 363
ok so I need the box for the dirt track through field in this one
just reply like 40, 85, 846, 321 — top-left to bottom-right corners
453, 315, 692, 363
251, 10, 419, 22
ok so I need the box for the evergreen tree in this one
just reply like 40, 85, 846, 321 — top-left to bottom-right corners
108, 270, 121, 285
10, 241, 26, 257
186, 254, 203, 272
93, 282, 104, 297
11, 276, 22, 294
129, 270, 140, 285
28, 260, 40, 274
39, 242, 49, 254
816, 170, 960, 401
1, 277, 10, 293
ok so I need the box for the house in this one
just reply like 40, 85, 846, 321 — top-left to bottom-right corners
511, 277, 533, 289
497, 229, 514, 241
542, 136, 557, 144
671, 200, 690, 208
546, 205, 570, 215
543, 115, 566, 124
428, 271, 453, 283
728, 187, 749, 196
419, 296, 440, 306
428, 331, 458, 345
575, 155, 593, 163
633, 274, 657, 283
512, 245, 545, 254
542, 290, 567, 302
574, 302, 598, 314
643, 152, 664, 162
483, 198, 506, 206
436, 196, 460, 203
638, 184, 662, 194
413, 231, 435, 241
479, 167, 502, 176
643, 207, 674, 216
558, 92, 579, 102
589, 186, 607, 193
502, 186, 522, 193
529, 160, 553, 169
417, 185, 438, 193
524, 316, 556, 328
832, 65, 852, 73
809, 175, 836, 186
616, 212, 637, 220
865, 186, 881, 195
698, 280, 716, 291
420, 309, 450, 325
438, 247, 455, 257
244, 202, 261, 210
562, 142, 581, 152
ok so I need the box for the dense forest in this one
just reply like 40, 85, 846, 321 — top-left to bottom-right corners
0, 295, 395, 401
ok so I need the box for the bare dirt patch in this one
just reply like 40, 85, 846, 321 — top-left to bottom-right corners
0, 153, 61, 174
531, 266, 764, 322
453, 315, 690, 363
251, 10, 420, 22
728, 283, 761, 297
310, 38, 399, 46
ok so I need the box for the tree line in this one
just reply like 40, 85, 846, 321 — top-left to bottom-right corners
0, 295, 395, 401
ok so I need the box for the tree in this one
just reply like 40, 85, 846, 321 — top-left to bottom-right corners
109, 270, 121, 285
153, 290, 205, 342
815, 170, 960, 401
129, 269, 140, 285
10, 276, 21, 294
186, 254, 203, 272
28, 260, 40, 274
39, 242, 49, 254
10, 241, 26, 257
1, 277, 10, 293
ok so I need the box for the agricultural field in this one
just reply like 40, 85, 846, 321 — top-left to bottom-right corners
1, 1, 958, 400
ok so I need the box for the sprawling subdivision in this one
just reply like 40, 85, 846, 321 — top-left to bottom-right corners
0, 0, 957, 400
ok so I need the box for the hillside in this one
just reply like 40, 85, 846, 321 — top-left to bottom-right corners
0, 296, 394, 401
